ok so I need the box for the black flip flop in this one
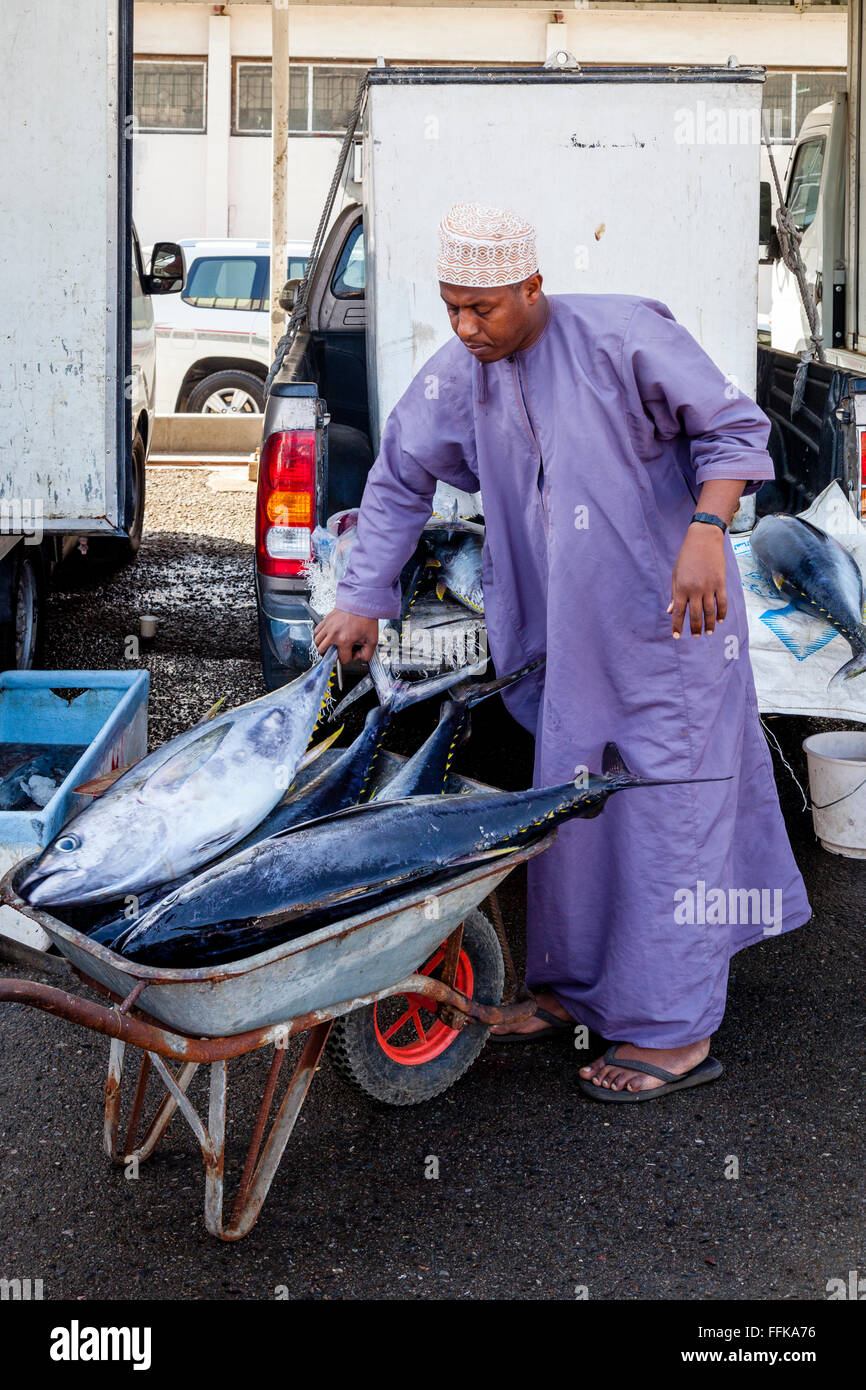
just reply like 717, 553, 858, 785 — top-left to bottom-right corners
577, 1044, 723, 1102
488, 1007, 575, 1044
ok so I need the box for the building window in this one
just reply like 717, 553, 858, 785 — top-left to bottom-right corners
232, 60, 367, 135
133, 59, 207, 133
762, 70, 845, 143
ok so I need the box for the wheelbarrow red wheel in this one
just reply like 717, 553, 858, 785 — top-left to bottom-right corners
325, 909, 504, 1106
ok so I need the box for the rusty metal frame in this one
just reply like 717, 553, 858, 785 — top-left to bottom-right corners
0, 958, 535, 1241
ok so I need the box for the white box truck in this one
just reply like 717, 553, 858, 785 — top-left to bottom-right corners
0, 0, 184, 670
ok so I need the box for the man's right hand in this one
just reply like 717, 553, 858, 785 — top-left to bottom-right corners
313, 609, 380, 665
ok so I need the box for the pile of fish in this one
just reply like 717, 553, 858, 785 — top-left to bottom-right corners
0, 743, 86, 811
19, 650, 713, 969
304, 503, 485, 621
750, 513, 866, 688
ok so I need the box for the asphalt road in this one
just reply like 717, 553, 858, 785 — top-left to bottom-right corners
0, 466, 864, 1302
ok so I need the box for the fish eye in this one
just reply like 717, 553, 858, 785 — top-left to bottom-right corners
55, 834, 80, 853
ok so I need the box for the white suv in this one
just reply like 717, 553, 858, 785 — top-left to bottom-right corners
151, 237, 310, 415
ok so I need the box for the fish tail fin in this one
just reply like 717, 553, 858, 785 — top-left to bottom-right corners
450, 656, 546, 710
828, 639, 866, 691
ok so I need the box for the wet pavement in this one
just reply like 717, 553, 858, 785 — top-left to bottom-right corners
0, 467, 864, 1301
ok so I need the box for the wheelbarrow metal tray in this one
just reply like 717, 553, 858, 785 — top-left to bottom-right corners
7, 752, 555, 1037
0, 671, 149, 953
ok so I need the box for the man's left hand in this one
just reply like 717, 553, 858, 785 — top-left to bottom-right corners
668, 524, 727, 638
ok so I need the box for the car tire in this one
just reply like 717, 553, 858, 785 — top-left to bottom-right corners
186, 370, 265, 415
0, 544, 46, 671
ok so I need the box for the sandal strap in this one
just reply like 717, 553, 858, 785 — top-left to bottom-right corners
534, 1007, 572, 1029
603, 1044, 680, 1083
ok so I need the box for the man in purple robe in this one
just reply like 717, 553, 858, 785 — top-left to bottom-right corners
314, 202, 810, 1101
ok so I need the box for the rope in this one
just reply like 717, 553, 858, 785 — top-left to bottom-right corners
761, 114, 826, 369
761, 716, 866, 812
264, 70, 372, 400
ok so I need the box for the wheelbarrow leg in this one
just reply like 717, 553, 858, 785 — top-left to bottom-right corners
103, 1039, 200, 1164
205, 1021, 332, 1242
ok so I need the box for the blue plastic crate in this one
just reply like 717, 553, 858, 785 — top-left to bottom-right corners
0, 670, 149, 867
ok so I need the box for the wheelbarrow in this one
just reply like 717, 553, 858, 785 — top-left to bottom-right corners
0, 755, 553, 1241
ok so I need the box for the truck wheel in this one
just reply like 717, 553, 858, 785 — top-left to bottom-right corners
88, 431, 146, 569
325, 909, 504, 1107
186, 370, 264, 415
0, 544, 45, 671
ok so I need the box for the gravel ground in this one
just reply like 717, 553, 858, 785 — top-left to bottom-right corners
0, 466, 864, 1302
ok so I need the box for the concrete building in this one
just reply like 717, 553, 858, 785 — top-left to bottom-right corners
133, 2, 848, 246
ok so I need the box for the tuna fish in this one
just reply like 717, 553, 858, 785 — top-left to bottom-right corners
19, 651, 339, 907
750, 514, 866, 688
425, 525, 484, 614
79, 657, 490, 942
230, 659, 490, 851
377, 658, 544, 800
114, 743, 719, 967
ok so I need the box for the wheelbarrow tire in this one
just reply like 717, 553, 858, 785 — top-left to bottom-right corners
325, 909, 504, 1107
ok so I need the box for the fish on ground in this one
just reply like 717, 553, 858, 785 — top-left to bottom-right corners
114, 744, 723, 967
19, 651, 339, 907
750, 513, 866, 688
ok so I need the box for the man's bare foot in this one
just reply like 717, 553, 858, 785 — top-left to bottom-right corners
579, 1038, 710, 1093
489, 989, 573, 1037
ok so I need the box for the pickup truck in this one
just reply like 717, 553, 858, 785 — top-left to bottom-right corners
255, 61, 768, 687
755, 0, 866, 528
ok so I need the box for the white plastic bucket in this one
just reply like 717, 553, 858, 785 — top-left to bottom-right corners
803, 730, 866, 858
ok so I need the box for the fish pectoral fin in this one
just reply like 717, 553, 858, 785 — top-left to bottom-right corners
143, 723, 233, 795
425, 557, 441, 568
435, 580, 448, 601
771, 572, 786, 591
72, 762, 136, 797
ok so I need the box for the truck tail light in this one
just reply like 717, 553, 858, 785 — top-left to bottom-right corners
860, 428, 866, 519
256, 429, 316, 577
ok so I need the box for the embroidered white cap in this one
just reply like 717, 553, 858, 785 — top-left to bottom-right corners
436, 202, 538, 287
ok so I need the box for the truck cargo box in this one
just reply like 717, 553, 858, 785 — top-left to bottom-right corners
362, 65, 766, 446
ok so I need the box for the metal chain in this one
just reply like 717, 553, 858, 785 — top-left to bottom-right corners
264, 71, 371, 400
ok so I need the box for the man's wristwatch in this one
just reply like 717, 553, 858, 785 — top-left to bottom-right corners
690, 511, 727, 534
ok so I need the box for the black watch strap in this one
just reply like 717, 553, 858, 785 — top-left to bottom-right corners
691, 511, 727, 534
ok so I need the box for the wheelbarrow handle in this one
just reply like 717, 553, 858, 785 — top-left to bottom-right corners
0, 977, 301, 1062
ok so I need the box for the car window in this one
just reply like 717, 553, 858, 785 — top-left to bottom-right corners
786, 138, 825, 233
183, 256, 263, 310
331, 224, 365, 299
131, 234, 154, 331
260, 256, 310, 312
